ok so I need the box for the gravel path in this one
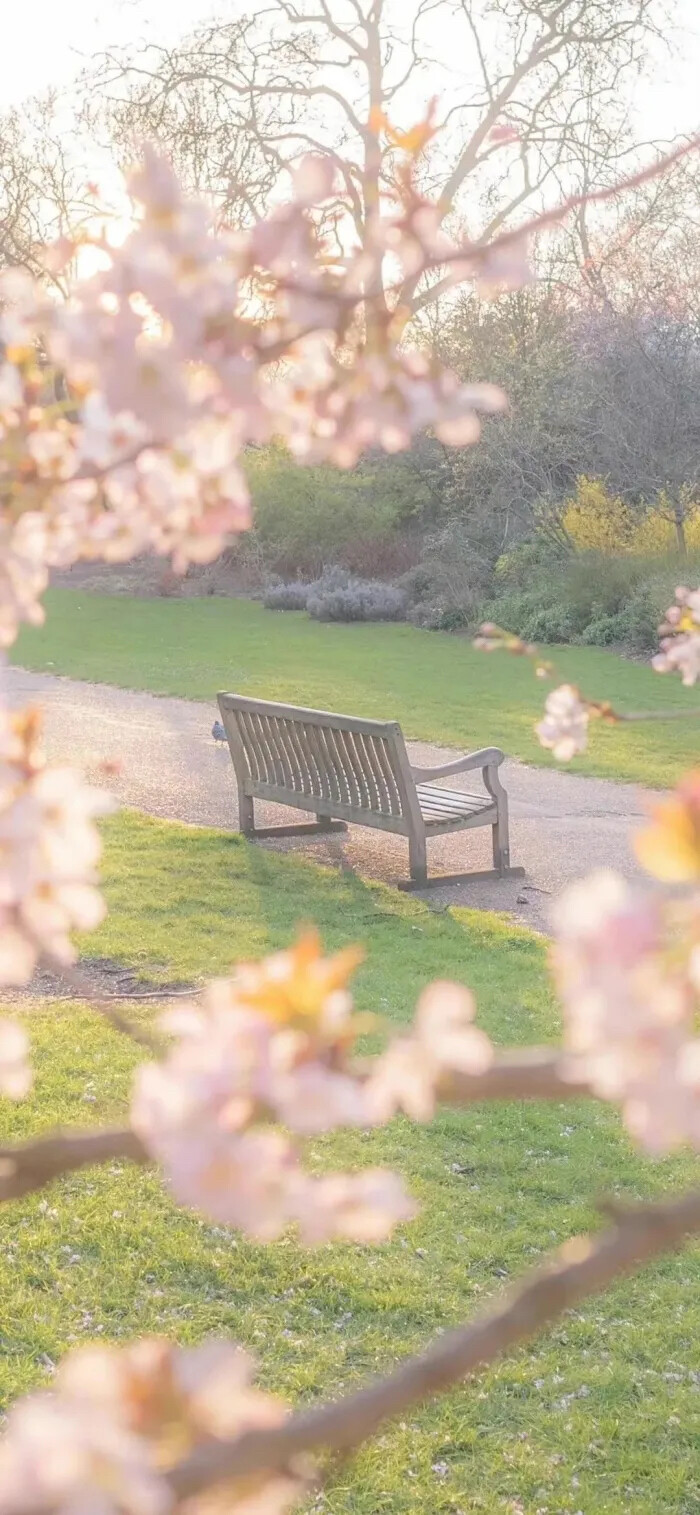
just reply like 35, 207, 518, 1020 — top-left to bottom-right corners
7, 666, 653, 932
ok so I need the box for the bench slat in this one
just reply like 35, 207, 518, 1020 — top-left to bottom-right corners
417, 785, 495, 819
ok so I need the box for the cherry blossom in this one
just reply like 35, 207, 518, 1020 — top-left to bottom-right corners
0, 1338, 301, 1515
535, 684, 589, 761
131, 931, 416, 1240
653, 586, 700, 686
551, 869, 700, 1151
0, 1019, 32, 1098
131, 937, 494, 1236
635, 770, 700, 882
366, 980, 493, 1122
0, 705, 112, 986
0, 514, 50, 648
281, 343, 505, 468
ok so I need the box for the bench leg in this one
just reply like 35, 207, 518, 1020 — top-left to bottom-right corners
492, 797, 510, 875
239, 792, 255, 837
408, 833, 428, 886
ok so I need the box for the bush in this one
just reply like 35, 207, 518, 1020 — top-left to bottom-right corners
562, 476, 635, 551
245, 443, 428, 578
400, 525, 492, 630
262, 579, 315, 611
263, 567, 351, 611
307, 578, 406, 623
482, 545, 652, 646
263, 568, 405, 622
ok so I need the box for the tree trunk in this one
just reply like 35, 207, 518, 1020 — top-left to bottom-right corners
674, 500, 687, 557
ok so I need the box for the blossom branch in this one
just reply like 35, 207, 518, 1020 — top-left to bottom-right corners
0, 1049, 590, 1207
0, 1126, 145, 1204
168, 1184, 700, 1499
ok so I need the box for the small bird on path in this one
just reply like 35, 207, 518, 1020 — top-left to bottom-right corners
212, 720, 227, 744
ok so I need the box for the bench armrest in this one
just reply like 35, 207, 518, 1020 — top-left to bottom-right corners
410, 747, 505, 784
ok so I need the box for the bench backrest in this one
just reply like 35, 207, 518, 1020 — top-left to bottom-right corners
218, 693, 417, 826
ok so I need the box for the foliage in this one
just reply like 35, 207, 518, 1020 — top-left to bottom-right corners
400, 524, 492, 630
246, 446, 422, 579
632, 493, 700, 553
563, 478, 700, 556
15, 589, 700, 788
483, 541, 700, 652
561, 476, 636, 550
307, 579, 406, 623
263, 569, 405, 622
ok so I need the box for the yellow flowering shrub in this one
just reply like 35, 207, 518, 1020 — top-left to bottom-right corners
562, 477, 635, 551
563, 478, 700, 555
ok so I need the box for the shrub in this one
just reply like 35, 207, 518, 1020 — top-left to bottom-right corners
245, 443, 428, 577
263, 567, 351, 611
263, 579, 316, 611
401, 525, 492, 630
630, 492, 700, 554
562, 476, 635, 551
482, 545, 650, 645
307, 578, 406, 622
262, 568, 405, 622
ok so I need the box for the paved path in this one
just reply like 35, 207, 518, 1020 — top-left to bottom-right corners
7, 667, 654, 932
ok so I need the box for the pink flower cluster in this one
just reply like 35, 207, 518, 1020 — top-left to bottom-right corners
535, 684, 590, 761
367, 980, 493, 1122
131, 935, 492, 1239
653, 586, 700, 686
0, 1018, 31, 1098
0, 1337, 300, 1515
0, 141, 526, 651
551, 870, 700, 1151
0, 705, 111, 986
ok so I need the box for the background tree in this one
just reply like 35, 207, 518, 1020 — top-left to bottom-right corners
86, 0, 667, 318
0, 96, 96, 295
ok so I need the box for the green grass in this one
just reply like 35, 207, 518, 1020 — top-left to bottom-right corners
2, 810, 699, 1513
16, 590, 700, 787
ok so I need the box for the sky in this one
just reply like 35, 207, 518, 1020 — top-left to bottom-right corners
1, 0, 700, 179
1, 0, 699, 141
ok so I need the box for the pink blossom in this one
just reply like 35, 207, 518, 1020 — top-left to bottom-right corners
535, 684, 589, 761
281, 344, 505, 468
551, 869, 700, 1151
131, 932, 423, 1240
653, 585, 700, 686
367, 979, 493, 1122
0, 1396, 168, 1515
0, 362, 23, 415
0, 1337, 300, 1515
0, 1018, 31, 1098
297, 1168, 417, 1244
0, 705, 112, 986
0, 514, 49, 648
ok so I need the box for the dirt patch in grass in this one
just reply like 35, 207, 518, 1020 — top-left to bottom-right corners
4, 956, 196, 1004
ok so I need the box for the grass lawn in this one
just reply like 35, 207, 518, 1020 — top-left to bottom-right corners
2, 809, 699, 1513
15, 589, 700, 787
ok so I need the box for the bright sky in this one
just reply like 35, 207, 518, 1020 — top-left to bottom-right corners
2, 0, 699, 136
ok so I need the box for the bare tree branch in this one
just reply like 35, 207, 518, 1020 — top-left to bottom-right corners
168, 1184, 700, 1499
0, 1127, 145, 1203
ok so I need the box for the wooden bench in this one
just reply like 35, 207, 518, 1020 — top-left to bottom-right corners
217, 693, 523, 889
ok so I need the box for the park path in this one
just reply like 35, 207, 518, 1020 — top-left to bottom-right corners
6, 666, 653, 931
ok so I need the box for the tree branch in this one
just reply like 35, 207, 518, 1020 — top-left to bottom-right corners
0, 1127, 145, 1203
0, 1050, 590, 1208
168, 1184, 700, 1498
